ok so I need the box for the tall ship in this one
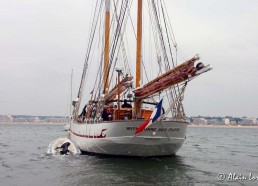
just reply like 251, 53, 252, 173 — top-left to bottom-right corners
69, 0, 212, 157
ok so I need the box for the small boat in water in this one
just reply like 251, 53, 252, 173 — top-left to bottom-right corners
65, 0, 212, 157
47, 138, 81, 155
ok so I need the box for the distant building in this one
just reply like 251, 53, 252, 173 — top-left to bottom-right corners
205, 119, 223, 125
224, 118, 230, 125
207, 119, 217, 124
251, 118, 257, 125
192, 118, 207, 125
229, 120, 237, 125
239, 117, 257, 125
34, 117, 40, 122
0, 114, 13, 122
0, 115, 69, 124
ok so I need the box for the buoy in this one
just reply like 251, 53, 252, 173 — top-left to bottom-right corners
47, 138, 81, 155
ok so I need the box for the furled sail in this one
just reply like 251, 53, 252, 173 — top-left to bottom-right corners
134, 55, 211, 99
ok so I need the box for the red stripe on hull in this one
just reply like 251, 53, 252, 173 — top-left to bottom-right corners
71, 129, 107, 138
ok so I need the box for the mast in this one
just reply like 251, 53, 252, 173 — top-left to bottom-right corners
134, 0, 143, 117
70, 68, 73, 118
136, 0, 142, 88
117, 71, 121, 119
104, 0, 110, 95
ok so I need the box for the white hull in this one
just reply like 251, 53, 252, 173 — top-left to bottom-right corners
64, 123, 70, 131
70, 120, 188, 157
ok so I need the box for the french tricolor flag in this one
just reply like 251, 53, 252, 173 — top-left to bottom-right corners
135, 99, 163, 135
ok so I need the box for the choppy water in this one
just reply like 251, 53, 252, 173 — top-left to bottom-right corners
0, 124, 258, 186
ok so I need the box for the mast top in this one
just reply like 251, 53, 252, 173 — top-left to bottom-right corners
105, 0, 110, 12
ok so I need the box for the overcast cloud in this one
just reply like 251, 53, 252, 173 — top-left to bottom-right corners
0, 0, 258, 117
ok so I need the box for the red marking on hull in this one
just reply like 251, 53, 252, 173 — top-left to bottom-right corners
71, 129, 107, 138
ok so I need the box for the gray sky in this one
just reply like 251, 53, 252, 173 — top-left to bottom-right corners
0, 0, 258, 117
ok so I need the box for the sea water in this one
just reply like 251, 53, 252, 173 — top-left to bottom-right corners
0, 124, 258, 186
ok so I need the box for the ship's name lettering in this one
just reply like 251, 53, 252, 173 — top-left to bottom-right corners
126, 127, 180, 132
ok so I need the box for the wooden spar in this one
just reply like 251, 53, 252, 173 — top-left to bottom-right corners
142, 55, 199, 88
104, 0, 110, 95
134, 0, 143, 118
136, 0, 142, 88
104, 76, 133, 101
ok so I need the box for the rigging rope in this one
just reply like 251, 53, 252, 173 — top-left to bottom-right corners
102, 0, 130, 94
74, 1, 104, 118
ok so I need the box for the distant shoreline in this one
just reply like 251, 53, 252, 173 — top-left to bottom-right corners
1, 122, 258, 128
189, 124, 258, 128
0, 122, 64, 125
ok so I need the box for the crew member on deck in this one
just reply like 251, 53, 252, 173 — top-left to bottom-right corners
80, 105, 87, 121
122, 99, 132, 108
102, 105, 110, 121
